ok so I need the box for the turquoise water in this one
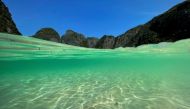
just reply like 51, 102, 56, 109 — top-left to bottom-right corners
0, 33, 190, 109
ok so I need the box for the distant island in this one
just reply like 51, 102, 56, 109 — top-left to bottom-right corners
0, 1, 190, 49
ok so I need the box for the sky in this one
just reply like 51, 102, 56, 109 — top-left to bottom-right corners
3, 0, 183, 38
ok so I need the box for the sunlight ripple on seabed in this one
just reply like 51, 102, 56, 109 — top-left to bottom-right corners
0, 69, 190, 109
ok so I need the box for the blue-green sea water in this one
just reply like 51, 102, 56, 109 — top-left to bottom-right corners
0, 33, 190, 109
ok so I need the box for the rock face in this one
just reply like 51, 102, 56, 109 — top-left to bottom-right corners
147, 1, 190, 42
115, 25, 159, 47
33, 28, 60, 42
61, 30, 87, 47
61, 30, 99, 48
115, 1, 190, 47
96, 35, 115, 49
86, 37, 98, 48
0, 0, 21, 35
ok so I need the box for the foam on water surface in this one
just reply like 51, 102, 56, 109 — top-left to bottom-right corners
0, 33, 190, 109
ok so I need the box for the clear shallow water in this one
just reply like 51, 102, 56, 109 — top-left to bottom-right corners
0, 33, 190, 109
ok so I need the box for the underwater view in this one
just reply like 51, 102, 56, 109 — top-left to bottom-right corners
0, 33, 190, 109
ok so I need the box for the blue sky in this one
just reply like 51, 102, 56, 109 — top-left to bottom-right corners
3, 0, 183, 37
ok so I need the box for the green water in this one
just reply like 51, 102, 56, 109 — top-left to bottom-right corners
0, 33, 190, 109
